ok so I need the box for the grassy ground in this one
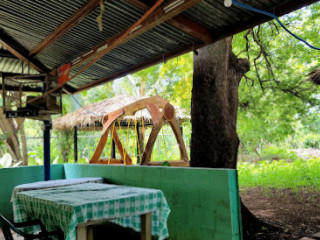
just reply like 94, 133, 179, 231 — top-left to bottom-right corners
238, 158, 320, 192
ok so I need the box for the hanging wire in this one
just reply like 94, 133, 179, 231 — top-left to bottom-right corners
232, 0, 320, 50
63, 89, 98, 116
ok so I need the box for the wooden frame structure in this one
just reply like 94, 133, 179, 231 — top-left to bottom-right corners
1, 0, 316, 95
89, 96, 189, 167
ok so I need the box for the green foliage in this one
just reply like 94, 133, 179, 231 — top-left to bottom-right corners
301, 133, 320, 148
55, 130, 73, 163
239, 158, 320, 191
234, 3, 320, 150
259, 145, 298, 161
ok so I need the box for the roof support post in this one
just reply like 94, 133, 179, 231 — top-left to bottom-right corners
43, 120, 52, 181
74, 126, 78, 163
111, 140, 116, 159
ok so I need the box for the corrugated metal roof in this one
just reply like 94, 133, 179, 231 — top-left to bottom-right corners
0, 44, 38, 74
0, 0, 317, 92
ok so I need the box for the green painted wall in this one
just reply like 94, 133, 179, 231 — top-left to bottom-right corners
64, 164, 242, 240
0, 164, 242, 239
0, 164, 65, 221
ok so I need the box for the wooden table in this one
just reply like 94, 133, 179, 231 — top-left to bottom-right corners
13, 183, 170, 240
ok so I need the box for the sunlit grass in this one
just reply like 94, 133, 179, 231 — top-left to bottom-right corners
238, 158, 320, 191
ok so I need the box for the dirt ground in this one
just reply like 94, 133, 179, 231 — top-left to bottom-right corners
241, 187, 320, 240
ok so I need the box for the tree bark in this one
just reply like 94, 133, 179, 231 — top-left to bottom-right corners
17, 118, 28, 165
0, 108, 27, 165
0, 111, 22, 163
191, 37, 249, 168
191, 37, 271, 239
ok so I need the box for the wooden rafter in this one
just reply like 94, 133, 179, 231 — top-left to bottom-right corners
126, 0, 213, 43
0, 29, 48, 73
67, 0, 165, 82
76, 42, 202, 92
58, 0, 203, 76
29, 0, 102, 57
72, 0, 320, 93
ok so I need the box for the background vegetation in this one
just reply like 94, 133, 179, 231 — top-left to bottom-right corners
1, 3, 320, 192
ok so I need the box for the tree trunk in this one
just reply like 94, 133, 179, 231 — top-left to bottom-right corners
0, 111, 23, 163
17, 118, 28, 165
191, 37, 249, 168
0, 109, 27, 165
191, 37, 270, 238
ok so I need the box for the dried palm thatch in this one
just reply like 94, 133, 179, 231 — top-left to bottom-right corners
307, 69, 320, 85
53, 95, 189, 131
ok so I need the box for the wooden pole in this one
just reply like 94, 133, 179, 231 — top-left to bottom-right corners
111, 140, 116, 159
43, 120, 51, 181
137, 123, 145, 164
180, 124, 183, 137
74, 126, 78, 163
136, 124, 140, 163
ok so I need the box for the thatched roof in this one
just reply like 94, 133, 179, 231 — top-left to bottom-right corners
308, 69, 320, 85
53, 95, 189, 131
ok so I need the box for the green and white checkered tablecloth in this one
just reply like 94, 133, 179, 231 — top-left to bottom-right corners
13, 183, 170, 240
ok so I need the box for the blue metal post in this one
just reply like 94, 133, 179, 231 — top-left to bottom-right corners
43, 120, 51, 181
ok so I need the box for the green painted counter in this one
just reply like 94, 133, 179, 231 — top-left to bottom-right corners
0, 164, 242, 240
64, 164, 242, 240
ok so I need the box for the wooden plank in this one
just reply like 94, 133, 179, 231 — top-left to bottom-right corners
65, 0, 203, 76
126, 0, 213, 42
89, 128, 110, 164
141, 115, 165, 165
145, 103, 161, 121
29, 0, 101, 57
141, 212, 152, 240
90, 109, 123, 163
168, 117, 189, 161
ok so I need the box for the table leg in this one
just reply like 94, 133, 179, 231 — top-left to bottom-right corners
77, 225, 87, 240
77, 225, 94, 240
141, 212, 152, 240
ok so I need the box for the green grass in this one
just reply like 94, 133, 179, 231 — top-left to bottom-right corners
238, 158, 320, 191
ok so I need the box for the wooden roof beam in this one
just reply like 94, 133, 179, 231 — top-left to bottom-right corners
126, 0, 213, 43
75, 42, 201, 92
62, 0, 204, 73
29, 0, 101, 57
74, 0, 320, 93
0, 29, 48, 73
